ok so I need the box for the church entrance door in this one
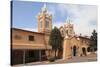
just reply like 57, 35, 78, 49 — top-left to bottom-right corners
82, 47, 87, 56
73, 46, 77, 56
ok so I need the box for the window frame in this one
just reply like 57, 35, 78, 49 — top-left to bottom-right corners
28, 35, 34, 41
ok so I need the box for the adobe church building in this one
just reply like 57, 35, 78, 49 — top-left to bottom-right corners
59, 20, 91, 59
11, 4, 91, 65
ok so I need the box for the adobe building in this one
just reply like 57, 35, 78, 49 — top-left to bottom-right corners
59, 20, 91, 59
11, 4, 91, 65
11, 4, 52, 65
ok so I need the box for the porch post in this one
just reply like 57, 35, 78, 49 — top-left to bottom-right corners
23, 49, 25, 64
39, 50, 41, 61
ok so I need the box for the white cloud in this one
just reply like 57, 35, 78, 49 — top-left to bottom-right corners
18, 4, 97, 36
57, 4, 97, 36
53, 21, 64, 28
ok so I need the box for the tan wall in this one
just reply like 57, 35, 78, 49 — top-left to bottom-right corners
63, 36, 90, 59
71, 37, 90, 56
12, 29, 44, 44
12, 29, 47, 49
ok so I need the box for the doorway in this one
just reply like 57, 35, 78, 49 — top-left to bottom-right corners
73, 46, 77, 56
82, 47, 87, 56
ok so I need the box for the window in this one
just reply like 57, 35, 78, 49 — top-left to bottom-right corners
45, 20, 49, 28
14, 34, 21, 40
28, 35, 34, 41
87, 47, 91, 52
70, 29, 72, 34
40, 21, 42, 29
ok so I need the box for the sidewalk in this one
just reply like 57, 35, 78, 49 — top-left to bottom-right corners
12, 59, 64, 66
12, 53, 97, 66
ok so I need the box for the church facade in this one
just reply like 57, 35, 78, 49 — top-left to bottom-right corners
11, 4, 91, 65
59, 20, 90, 59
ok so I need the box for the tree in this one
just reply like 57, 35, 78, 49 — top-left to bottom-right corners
90, 29, 97, 52
49, 27, 63, 59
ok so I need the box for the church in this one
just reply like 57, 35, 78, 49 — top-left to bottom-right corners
11, 4, 91, 65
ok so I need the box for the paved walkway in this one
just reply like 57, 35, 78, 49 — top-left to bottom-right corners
12, 53, 97, 66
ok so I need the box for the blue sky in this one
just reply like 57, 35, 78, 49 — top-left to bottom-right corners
12, 1, 97, 36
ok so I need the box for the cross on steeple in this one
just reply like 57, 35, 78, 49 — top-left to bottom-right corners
41, 3, 47, 13
66, 16, 72, 24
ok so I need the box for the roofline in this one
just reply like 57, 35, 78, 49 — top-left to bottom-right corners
79, 36, 90, 40
73, 35, 90, 40
11, 28, 45, 35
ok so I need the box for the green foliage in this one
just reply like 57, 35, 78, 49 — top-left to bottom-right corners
90, 29, 97, 51
49, 26, 63, 58
49, 27, 63, 50
48, 57, 55, 62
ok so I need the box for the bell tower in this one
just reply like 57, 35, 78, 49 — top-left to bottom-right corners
37, 4, 52, 34
64, 18, 75, 37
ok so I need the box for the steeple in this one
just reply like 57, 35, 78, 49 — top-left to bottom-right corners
43, 4, 47, 9
64, 17, 75, 37
41, 4, 47, 13
37, 3, 52, 34
66, 16, 72, 24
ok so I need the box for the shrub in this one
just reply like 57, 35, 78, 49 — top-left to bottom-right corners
48, 57, 55, 62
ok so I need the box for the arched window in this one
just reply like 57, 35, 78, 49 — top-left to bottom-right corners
40, 21, 42, 29
45, 20, 49, 28
87, 47, 91, 52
